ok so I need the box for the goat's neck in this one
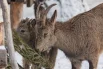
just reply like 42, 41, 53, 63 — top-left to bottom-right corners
54, 21, 73, 53
54, 20, 85, 56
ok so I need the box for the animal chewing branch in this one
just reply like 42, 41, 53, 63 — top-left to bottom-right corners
13, 30, 52, 69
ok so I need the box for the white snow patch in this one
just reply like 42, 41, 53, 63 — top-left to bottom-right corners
15, 52, 23, 67
0, 46, 6, 50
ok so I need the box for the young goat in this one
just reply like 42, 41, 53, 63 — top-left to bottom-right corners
34, 3, 103, 69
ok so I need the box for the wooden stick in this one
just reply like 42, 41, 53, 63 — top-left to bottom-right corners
10, 2, 23, 30
0, 0, 19, 69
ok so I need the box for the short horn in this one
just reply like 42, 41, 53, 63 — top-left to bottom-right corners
41, 4, 57, 26
45, 4, 57, 15
35, 3, 42, 20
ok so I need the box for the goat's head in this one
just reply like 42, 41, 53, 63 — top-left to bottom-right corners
17, 18, 36, 46
35, 4, 57, 52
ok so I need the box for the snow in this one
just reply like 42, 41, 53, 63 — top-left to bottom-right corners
0, 45, 6, 50
15, 52, 23, 67
86, 0, 103, 8
23, 5, 34, 19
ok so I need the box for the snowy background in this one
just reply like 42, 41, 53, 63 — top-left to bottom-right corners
1, 0, 103, 69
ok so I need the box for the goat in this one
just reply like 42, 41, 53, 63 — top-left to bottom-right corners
17, 18, 58, 69
34, 3, 103, 69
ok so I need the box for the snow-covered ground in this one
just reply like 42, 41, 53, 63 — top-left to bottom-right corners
86, 0, 103, 8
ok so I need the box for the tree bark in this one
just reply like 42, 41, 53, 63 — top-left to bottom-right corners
10, 2, 23, 30
10, 2, 33, 69
0, 0, 19, 69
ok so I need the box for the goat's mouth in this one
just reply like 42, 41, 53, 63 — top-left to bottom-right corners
36, 46, 46, 52
38, 48, 45, 52
36, 46, 50, 52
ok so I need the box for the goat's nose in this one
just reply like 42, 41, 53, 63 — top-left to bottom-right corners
36, 46, 44, 52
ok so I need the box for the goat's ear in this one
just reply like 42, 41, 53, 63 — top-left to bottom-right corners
50, 10, 57, 26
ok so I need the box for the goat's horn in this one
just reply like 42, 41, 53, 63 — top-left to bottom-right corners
45, 4, 56, 15
35, 3, 42, 20
41, 4, 57, 26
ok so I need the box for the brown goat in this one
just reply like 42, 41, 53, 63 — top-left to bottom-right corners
17, 18, 58, 69
34, 3, 103, 69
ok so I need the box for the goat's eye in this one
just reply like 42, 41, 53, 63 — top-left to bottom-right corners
44, 33, 48, 38
20, 30, 25, 33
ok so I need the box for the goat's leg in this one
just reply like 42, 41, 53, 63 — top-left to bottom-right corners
23, 59, 40, 69
70, 59, 82, 69
23, 58, 31, 69
31, 64, 41, 69
48, 48, 58, 69
88, 58, 98, 69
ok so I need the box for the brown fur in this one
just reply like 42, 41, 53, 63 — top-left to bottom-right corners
35, 3, 103, 69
